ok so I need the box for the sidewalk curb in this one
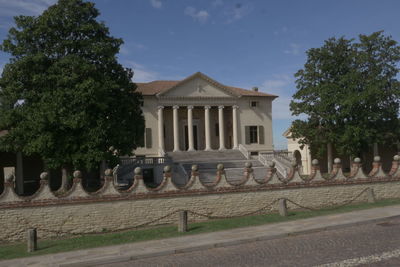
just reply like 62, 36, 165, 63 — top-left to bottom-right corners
60, 214, 400, 267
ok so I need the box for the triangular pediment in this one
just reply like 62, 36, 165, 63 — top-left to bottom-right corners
157, 72, 239, 98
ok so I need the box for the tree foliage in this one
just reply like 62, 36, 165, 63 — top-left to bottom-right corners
290, 31, 400, 157
0, 0, 144, 170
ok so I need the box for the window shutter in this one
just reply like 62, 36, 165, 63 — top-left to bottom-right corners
145, 128, 152, 148
245, 126, 250, 145
258, 125, 264, 144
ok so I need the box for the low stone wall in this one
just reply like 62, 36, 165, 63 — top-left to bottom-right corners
1, 155, 400, 242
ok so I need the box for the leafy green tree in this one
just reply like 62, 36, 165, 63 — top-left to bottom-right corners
290, 31, 400, 158
0, 0, 144, 186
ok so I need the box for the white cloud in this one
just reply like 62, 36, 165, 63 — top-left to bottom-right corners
262, 74, 292, 94
261, 74, 298, 120
184, 6, 209, 24
119, 42, 147, 55
272, 96, 293, 120
0, 0, 55, 17
149, 0, 162, 9
284, 43, 301, 55
125, 61, 159, 83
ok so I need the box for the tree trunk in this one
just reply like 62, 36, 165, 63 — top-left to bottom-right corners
327, 143, 333, 173
61, 166, 69, 190
373, 143, 379, 157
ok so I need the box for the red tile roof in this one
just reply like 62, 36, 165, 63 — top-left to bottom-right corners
135, 72, 278, 98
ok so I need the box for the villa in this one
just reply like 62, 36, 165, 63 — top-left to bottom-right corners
134, 72, 278, 158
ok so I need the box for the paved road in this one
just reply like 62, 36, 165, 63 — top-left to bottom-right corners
100, 217, 400, 267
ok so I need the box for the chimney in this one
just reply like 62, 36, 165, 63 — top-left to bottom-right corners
252, 87, 259, 92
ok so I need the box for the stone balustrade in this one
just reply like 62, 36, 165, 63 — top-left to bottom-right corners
0, 155, 399, 207
1, 154, 400, 242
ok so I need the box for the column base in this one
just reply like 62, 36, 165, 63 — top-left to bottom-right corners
187, 148, 196, 152
173, 149, 181, 152
232, 146, 239, 150
204, 148, 213, 151
218, 147, 226, 151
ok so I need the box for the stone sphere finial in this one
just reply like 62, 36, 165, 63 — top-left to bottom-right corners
312, 159, 319, 166
245, 162, 252, 168
163, 165, 171, 173
268, 161, 276, 168
73, 170, 82, 179
334, 158, 341, 164
134, 167, 142, 175
5, 173, 14, 183
394, 155, 400, 161
354, 157, 361, 163
191, 164, 198, 171
104, 169, 113, 176
217, 163, 224, 171
40, 172, 49, 180
374, 156, 381, 162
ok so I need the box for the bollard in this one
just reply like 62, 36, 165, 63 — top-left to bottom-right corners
278, 199, 288, 217
366, 188, 376, 203
178, 210, 188, 232
27, 228, 37, 252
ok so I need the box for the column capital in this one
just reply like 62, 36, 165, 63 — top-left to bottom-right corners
187, 105, 194, 110
204, 105, 211, 110
173, 105, 180, 110
157, 105, 164, 110
218, 105, 224, 109
232, 105, 239, 109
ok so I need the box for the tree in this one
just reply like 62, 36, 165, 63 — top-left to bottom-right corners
290, 31, 400, 158
0, 0, 144, 187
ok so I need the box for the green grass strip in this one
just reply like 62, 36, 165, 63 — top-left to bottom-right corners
1, 198, 400, 261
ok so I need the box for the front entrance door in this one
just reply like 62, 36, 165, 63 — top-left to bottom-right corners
184, 125, 198, 150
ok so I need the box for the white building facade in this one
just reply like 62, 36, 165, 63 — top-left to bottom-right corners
135, 72, 277, 157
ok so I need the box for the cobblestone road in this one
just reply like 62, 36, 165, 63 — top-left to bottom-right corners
100, 217, 400, 267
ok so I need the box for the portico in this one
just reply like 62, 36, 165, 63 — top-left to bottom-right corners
135, 72, 277, 157
157, 105, 239, 154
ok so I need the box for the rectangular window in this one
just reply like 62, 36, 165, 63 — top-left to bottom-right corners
215, 123, 219, 136
249, 126, 258, 144
250, 101, 258, 107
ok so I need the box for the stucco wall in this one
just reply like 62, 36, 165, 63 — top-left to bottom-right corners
1, 181, 399, 243
237, 96, 274, 152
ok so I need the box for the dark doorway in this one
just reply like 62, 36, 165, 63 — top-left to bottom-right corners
184, 125, 198, 150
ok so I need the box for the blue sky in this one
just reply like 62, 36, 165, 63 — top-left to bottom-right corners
1, 0, 400, 149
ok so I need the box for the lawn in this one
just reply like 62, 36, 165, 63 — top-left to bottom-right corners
1, 198, 400, 260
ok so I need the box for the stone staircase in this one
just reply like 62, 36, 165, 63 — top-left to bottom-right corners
168, 150, 267, 186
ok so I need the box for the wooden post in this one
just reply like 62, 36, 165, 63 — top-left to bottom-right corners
178, 210, 188, 232
278, 199, 288, 217
27, 228, 37, 252
367, 188, 376, 203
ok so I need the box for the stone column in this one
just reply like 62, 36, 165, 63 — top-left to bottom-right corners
218, 105, 225, 150
232, 105, 239, 149
16, 151, 24, 195
157, 106, 165, 154
187, 105, 194, 151
173, 105, 180, 152
204, 106, 212, 151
